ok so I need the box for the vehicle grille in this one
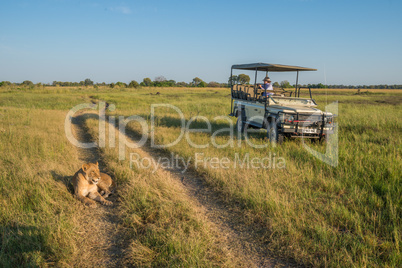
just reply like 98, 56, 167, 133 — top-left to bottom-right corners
297, 114, 322, 122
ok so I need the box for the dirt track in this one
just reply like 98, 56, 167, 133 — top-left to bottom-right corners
71, 110, 299, 267
71, 113, 130, 267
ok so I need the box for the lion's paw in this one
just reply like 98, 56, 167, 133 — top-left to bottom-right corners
103, 200, 113, 206
88, 202, 97, 208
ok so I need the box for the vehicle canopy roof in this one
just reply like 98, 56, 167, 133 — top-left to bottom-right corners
231, 63, 317, 72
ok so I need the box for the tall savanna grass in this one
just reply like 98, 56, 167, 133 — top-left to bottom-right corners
84, 117, 239, 267
0, 86, 400, 267
0, 87, 240, 267
0, 105, 88, 266
98, 87, 401, 267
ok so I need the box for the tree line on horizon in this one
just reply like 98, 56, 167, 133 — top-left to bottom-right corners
1, 74, 402, 89
0, 77, 228, 89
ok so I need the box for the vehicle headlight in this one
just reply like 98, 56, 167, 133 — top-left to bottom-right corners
325, 116, 333, 124
284, 115, 294, 123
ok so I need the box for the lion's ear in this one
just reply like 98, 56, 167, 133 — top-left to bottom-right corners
96, 161, 99, 167
82, 163, 90, 172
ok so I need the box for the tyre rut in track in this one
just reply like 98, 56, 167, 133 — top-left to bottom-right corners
110, 115, 300, 268
71, 113, 130, 267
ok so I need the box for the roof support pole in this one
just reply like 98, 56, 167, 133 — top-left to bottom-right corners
230, 67, 233, 87
230, 67, 233, 115
254, 67, 258, 86
296, 70, 299, 97
254, 67, 258, 98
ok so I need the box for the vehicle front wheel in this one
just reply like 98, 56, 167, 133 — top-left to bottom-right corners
266, 119, 283, 145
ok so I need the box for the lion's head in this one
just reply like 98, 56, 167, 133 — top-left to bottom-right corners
81, 162, 101, 184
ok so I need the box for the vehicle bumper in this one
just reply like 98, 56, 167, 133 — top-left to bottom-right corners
281, 125, 335, 137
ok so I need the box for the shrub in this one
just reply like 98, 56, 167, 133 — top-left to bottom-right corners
128, 80, 140, 88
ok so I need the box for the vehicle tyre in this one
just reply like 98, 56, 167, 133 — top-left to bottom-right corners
318, 134, 327, 143
277, 133, 284, 144
236, 115, 245, 134
311, 138, 322, 144
266, 118, 283, 145
244, 122, 254, 136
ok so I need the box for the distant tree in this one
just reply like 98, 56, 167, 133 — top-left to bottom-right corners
115, 82, 127, 88
228, 75, 238, 85
237, 74, 250, 84
22, 80, 34, 87
176, 81, 188, 87
207, 81, 220, 87
280, 80, 292, 88
273, 82, 280, 87
192, 77, 203, 87
0, 81, 12, 87
143, 77, 152, 86
84, 78, 94, 86
197, 81, 207, 87
128, 80, 140, 88
154, 76, 166, 82
109, 83, 115, 88
166, 80, 176, 87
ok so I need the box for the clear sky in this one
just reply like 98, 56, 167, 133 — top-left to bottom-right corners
1, 0, 401, 85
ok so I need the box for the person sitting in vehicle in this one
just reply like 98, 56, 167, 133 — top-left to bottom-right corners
258, 77, 274, 96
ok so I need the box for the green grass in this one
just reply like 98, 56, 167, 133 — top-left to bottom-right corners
94, 87, 401, 267
0, 87, 239, 267
0, 107, 84, 267
84, 117, 238, 267
0, 86, 401, 267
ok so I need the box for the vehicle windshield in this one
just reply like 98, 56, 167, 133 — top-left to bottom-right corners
270, 96, 316, 106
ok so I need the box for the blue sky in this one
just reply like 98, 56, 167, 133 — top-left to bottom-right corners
0, 0, 401, 85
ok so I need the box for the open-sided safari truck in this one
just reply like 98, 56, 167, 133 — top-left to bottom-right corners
229, 63, 336, 144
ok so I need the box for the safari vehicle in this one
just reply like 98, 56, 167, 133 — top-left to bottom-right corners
229, 63, 336, 143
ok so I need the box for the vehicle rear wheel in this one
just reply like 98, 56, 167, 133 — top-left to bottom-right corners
236, 115, 245, 134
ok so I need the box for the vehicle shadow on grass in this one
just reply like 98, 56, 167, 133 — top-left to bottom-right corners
118, 113, 246, 138
142, 113, 233, 130
0, 224, 52, 267
147, 113, 271, 141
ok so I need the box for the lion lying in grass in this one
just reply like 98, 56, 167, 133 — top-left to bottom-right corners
72, 162, 116, 208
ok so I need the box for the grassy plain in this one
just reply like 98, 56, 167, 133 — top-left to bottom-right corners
0, 88, 238, 267
0, 86, 401, 267
93, 86, 402, 267
83, 116, 239, 267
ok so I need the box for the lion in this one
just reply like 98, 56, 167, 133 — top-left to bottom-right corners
97, 172, 117, 198
72, 162, 116, 207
